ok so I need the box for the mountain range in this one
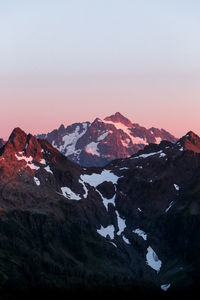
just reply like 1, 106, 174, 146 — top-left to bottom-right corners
0, 125, 200, 298
36, 112, 177, 167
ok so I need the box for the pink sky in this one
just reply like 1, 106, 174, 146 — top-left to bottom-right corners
0, 72, 199, 140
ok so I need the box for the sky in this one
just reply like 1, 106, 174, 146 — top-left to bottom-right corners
0, 0, 200, 139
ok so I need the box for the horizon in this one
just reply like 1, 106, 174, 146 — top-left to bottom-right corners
1, 111, 197, 142
1, 1, 200, 139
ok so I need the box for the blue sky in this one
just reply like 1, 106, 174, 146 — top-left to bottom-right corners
1, 0, 200, 73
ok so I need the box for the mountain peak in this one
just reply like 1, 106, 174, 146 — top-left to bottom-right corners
9, 127, 27, 137
58, 124, 65, 133
104, 112, 133, 127
2, 128, 44, 163
8, 127, 28, 152
185, 131, 198, 139
35, 114, 178, 167
177, 131, 200, 153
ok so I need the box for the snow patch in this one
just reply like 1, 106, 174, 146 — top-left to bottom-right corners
122, 236, 130, 244
97, 224, 115, 239
116, 211, 126, 235
80, 170, 120, 188
40, 158, 46, 165
159, 152, 166, 158
97, 132, 109, 141
15, 153, 40, 170
78, 179, 88, 198
146, 246, 162, 272
121, 138, 130, 147
161, 284, 171, 291
53, 123, 88, 157
132, 136, 148, 145
34, 177, 40, 186
165, 201, 174, 212
85, 142, 100, 156
174, 184, 179, 191
155, 137, 162, 144
100, 119, 148, 145
133, 228, 147, 240
44, 165, 53, 174
61, 187, 81, 201
28, 163, 40, 170
97, 191, 116, 210
110, 241, 117, 248
133, 150, 164, 159
15, 153, 33, 163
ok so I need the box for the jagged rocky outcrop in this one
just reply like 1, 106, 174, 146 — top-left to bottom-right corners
176, 131, 200, 153
36, 112, 177, 167
0, 128, 200, 298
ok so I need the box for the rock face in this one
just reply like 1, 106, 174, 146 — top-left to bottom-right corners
0, 128, 200, 297
177, 131, 200, 153
36, 112, 177, 167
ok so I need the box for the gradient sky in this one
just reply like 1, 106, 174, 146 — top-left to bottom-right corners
0, 0, 200, 139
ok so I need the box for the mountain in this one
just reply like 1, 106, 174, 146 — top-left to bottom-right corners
36, 112, 177, 167
0, 128, 200, 298
176, 131, 200, 153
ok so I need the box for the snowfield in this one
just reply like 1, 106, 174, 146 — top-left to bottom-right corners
80, 170, 120, 187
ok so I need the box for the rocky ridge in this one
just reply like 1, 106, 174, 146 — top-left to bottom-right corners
36, 112, 177, 167
0, 128, 199, 297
